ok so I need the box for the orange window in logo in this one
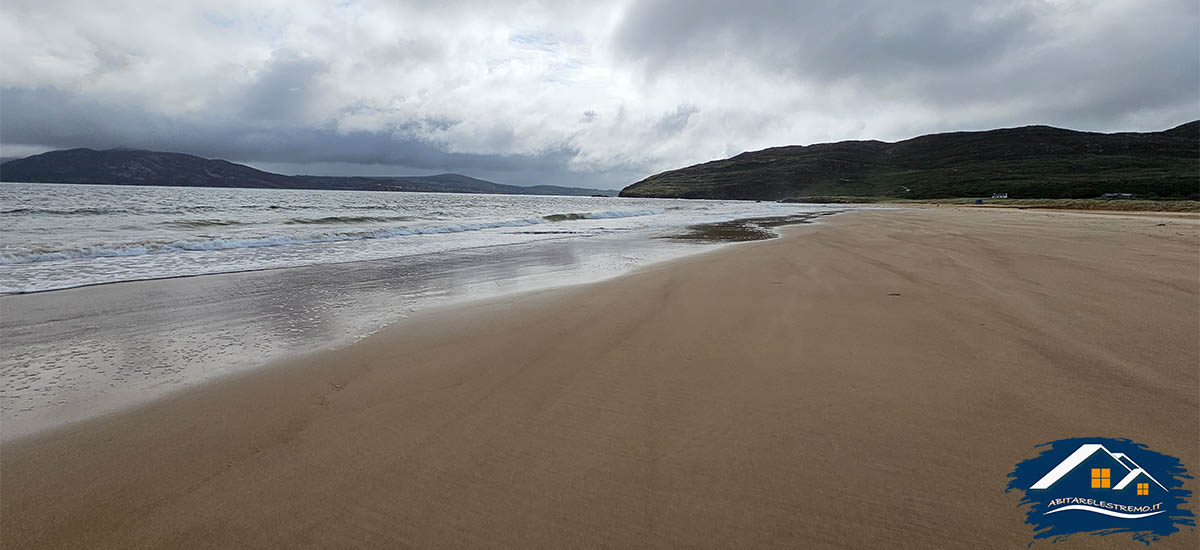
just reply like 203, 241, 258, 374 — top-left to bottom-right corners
1091, 468, 1111, 488
1137, 483, 1149, 495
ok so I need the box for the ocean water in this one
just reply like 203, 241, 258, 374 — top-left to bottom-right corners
1, 182, 846, 437
1, 183, 820, 294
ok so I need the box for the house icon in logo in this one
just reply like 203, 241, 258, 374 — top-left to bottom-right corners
1031, 443, 1167, 497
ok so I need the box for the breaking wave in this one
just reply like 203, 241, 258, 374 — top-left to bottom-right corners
0, 205, 223, 216
0, 209, 666, 265
0, 204, 359, 216
283, 215, 416, 225
161, 219, 244, 228
542, 209, 664, 221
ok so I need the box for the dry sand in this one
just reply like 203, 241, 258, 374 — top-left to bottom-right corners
2, 207, 1197, 549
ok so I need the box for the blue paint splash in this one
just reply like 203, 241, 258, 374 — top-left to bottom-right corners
1006, 437, 1194, 545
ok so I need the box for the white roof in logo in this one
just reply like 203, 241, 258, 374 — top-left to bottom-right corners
1031, 443, 1167, 491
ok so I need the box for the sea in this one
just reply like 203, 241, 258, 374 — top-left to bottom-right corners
1, 183, 827, 294
0, 182, 845, 438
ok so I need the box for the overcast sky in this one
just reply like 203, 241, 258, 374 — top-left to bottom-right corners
1, 0, 1197, 189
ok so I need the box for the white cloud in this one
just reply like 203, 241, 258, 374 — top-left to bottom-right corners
1, 0, 1196, 188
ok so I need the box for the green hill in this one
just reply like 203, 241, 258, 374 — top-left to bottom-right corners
620, 121, 1199, 200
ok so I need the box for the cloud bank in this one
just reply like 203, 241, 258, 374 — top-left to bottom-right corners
1, 0, 1196, 188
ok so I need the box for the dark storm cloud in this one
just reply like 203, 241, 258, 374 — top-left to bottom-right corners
613, 0, 1198, 131
614, 0, 1039, 80
240, 50, 329, 123
1, 1, 1196, 188
0, 86, 582, 184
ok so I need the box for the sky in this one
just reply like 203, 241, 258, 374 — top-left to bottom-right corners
1, 0, 1197, 190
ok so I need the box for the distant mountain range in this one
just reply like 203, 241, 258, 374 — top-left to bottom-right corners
0, 148, 617, 197
620, 121, 1199, 200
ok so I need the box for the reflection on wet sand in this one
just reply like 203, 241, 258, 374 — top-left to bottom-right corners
2, 225, 805, 438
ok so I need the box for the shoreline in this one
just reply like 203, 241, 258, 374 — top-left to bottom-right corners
3, 207, 1197, 549
0, 184, 836, 296
0, 212, 841, 440
0, 229, 639, 297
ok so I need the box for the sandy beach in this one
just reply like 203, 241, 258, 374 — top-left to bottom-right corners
2, 207, 1197, 549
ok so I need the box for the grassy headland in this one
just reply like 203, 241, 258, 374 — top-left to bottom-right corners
620, 121, 1199, 201
783, 196, 1200, 212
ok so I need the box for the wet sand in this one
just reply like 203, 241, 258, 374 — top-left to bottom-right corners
1, 228, 738, 439
2, 207, 1197, 549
